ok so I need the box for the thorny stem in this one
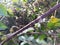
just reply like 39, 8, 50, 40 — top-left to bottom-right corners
0, 3, 60, 45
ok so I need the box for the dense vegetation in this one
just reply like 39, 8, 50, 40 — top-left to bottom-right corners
0, 0, 60, 45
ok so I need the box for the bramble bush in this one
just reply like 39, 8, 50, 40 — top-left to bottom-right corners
0, 0, 60, 45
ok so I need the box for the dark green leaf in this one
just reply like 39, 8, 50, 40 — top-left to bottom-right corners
4, 40, 18, 45
33, 34, 38, 39
24, 43, 29, 45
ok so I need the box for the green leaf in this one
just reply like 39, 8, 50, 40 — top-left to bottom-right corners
7, 8, 14, 17
39, 34, 46, 40
4, 40, 18, 45
24, 43, 29, 45
0, 4, 8, 16
33, 34, 38, 39
47, 22, 55, 29
0, 22, 7, 30
55, 23, 60, 27
41, 24, 46, 30
50, 2, 56, 7
22, 0, 28, 3
34, 7, 39, 12
12, 0, 19, 3
21, 42, 29, 45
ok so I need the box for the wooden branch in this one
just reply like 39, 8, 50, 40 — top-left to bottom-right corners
0, 3, 60, 45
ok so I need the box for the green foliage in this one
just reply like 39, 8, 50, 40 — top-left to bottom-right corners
0, 22, 7, 30
22, 0, 28, 3
0, 0, 60, 45
47, 22, 55, 29
7, 8, 14, 17
4, 40, 18, 45
55, 23, 60, 27
33, 34, 38, 39
12, 0, 19, 3
0, 4, 8, 16
50, 2, 56, 7
24, 43, 29, 45
39, 34, 47, 40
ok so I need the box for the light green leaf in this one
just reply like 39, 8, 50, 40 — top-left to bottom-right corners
0, 22, 7, 30
7, 8, 14, 17
12, 0, 19, 3
0, 4, 8, 16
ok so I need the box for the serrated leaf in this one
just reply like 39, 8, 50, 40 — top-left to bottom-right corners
0, 4, 8, 16
0, 22, 7, 30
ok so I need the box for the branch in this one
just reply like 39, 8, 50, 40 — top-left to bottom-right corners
0, 3, 60, 45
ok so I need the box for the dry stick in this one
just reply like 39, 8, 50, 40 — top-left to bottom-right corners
0, 3, 60, 45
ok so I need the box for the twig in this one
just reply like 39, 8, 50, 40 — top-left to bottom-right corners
0, 16, 5, 21
54, 0, 59, 17
0, 3, 60, 45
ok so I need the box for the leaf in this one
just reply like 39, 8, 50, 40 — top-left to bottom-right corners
39, 34, 46, 40
50, 2, 56, 7
35, 23, 41, 28
12, 0, 19, 3
55, 23, 60, 27
0, 4, 8, 16
22, 0, 28, 3
0, 22, 7, 30
4, 40, 18, 45
27, 36, 34, 41
47, 22, 55, 29
34, 7, 39, 12
18, 36, 26, 41
36, 38, 47, 44
41, 24, 46, 30
7, 8, 14, 17
21, 42, 29, 45
33, 34, 38, 39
